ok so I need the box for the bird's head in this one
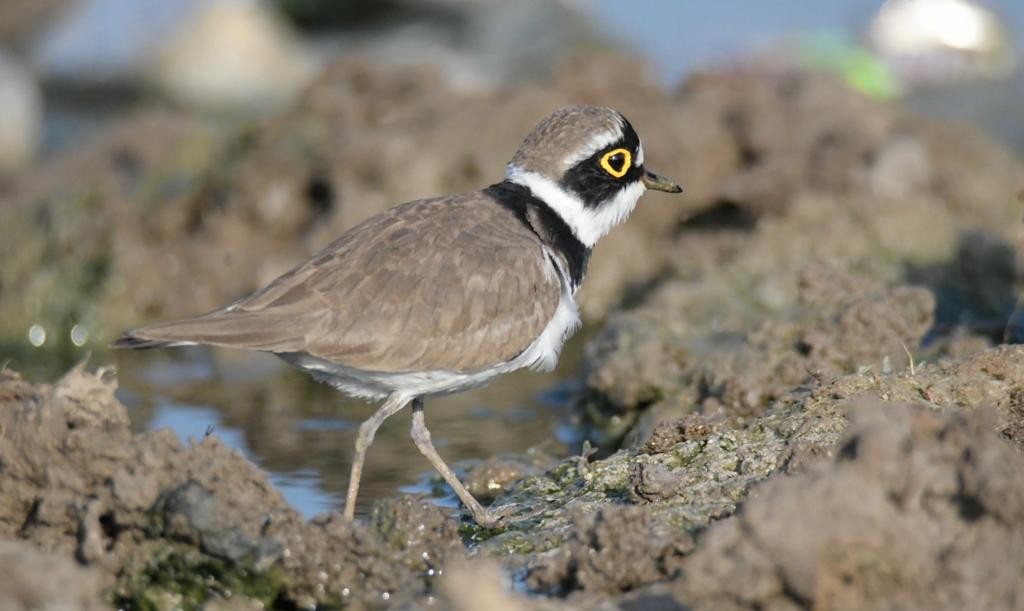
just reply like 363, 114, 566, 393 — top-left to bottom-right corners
506, 105, 682, 248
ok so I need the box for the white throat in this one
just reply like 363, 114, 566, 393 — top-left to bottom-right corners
506, 166, 645, 248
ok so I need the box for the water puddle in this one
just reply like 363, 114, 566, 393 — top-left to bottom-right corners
148, 399, 342, 516
113, 340, 583, 518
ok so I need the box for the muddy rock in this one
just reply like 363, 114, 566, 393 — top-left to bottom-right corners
0, 364, 464, 608
0, 109, 222, 367
476, 407, 788, 559
583, 267, 936, 447
0, 539, 107, 611
792, 265, 935, 372
526, 506, 692, 596
440, 558, 534, 611
629, 462, 688, 503
771, 343, 1024, 463
673, 69, 1020, 226
675, 401, 1024, 610
694, 269, 934, 420
150, 480, 284, 565
464, 457, 534, 504
581, 194, 1018, 444
4, 334, 1024, 609
475, 345, 1024, 604
907, 229, 1024, 336
676, 70, 896, 216
637, 413, 716, 455
369, 495, 463, 577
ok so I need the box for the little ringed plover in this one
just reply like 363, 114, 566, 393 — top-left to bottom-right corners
113, 105, 682, 527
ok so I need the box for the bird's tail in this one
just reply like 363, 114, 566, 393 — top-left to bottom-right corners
110, 324, 201, 350
110, 310, 307, 353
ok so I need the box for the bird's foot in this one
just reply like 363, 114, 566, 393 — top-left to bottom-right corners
468, 502, 543, 529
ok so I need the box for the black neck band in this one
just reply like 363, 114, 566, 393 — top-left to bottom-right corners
483, 180, 590, 289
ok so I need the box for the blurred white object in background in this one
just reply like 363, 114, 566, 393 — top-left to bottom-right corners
0, 51, 42, 171
867, 0, 1017, 85
32, 0, 318, 112
151, 0, 319, 112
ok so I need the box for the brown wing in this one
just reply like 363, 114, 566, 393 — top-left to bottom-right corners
117, 191, 562, 373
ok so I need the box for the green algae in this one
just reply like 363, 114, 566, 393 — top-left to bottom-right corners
113, 541, 288, 611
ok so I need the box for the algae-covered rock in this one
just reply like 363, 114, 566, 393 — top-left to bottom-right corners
472, 345, 1024, 605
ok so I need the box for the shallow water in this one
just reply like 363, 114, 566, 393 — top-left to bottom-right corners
112, 337, 585, 518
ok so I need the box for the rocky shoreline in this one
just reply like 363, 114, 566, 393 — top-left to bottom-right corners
3, 345, 1024, 609
3, 55, 1024, 609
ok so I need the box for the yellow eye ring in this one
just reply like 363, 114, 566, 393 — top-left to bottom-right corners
600, 148, 632, 178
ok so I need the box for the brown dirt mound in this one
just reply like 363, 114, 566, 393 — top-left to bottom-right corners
676, 401, 1024, 610
526, 505, 693, 596
0, 539, 106, 611
583, 266, 937, 446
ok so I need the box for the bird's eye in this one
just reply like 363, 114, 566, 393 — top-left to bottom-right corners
599, 148, 632, 178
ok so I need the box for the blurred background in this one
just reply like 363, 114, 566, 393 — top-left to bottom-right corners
1, 0, 1022, 517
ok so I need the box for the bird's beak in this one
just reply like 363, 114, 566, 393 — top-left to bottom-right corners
642, 169, 683, 193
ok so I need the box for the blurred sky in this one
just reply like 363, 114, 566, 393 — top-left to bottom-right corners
592, 0, 1024, 84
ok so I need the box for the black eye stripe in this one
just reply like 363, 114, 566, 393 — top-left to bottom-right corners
560, 116, 643, 208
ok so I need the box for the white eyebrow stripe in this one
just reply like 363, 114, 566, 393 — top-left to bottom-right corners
562, 128, 623, 169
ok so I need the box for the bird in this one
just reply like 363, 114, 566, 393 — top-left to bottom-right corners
112, 105, 682, 527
